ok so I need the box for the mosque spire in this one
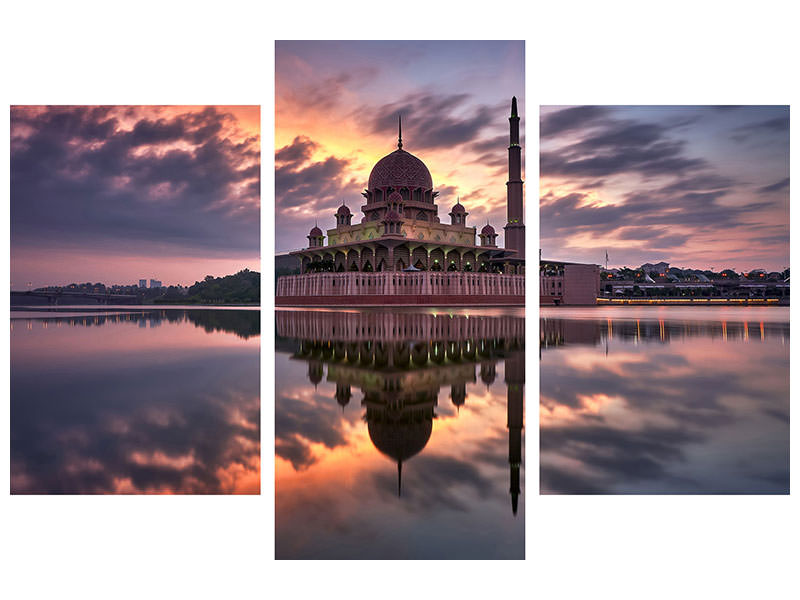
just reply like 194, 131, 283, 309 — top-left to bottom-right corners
511, 96, 518, 118
398, 114, 403, 150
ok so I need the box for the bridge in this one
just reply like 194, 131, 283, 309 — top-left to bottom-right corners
11, 290, 140, 305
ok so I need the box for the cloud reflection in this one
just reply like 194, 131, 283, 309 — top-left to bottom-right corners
540, 310, 789, 494
11, 311, 260, 494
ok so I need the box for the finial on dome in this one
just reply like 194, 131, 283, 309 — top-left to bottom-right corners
511, 96, 518, 118
398, 114, 403, 150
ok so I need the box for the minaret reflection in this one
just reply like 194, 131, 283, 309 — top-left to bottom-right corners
278, 310, 525, 512
505, 350, 524, 515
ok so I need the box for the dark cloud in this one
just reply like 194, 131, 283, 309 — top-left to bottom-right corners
613, 226, 689, 249
10, 106, 259, 257
541, 117, 706, 179
276, 135, 318, 165
362, 92, 496, 151
758, 177, 789, 193
540, 106, 609, 138
730, 113, 790, 142
540, 173, 771, 249
274, 135, 366, 249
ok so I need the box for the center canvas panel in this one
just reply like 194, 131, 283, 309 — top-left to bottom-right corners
274, 40, 526, 559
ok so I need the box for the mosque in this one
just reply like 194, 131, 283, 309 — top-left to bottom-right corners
276, 97, 525, 305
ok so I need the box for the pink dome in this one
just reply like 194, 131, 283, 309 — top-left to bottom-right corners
335, 204, 351, 215
309, 226, 323, 236
481, 224, 496, 235
368, 149, 433, 190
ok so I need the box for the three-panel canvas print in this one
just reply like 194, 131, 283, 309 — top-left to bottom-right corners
8, 42, 790, 560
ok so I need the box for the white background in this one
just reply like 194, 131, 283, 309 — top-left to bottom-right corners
1, 1, 797, 598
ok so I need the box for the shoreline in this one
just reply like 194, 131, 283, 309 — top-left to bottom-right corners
541, 299, 787, 307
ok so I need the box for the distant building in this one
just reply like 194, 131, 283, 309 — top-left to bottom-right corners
138, 279, 147, 288
149, 279, 162, 289
540, 260, 600, 305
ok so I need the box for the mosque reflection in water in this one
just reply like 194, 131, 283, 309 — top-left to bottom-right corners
275, 309, 524, 560
540, 309, 789, 495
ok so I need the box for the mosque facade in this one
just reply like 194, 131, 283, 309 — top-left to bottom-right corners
276, 98, 525, 306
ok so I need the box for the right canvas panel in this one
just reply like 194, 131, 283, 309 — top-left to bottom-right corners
539, 105, 789, 494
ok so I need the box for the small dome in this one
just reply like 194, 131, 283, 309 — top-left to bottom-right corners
384, 209, 402, 222
368, 149, 433, 191
336, 204, 351, 215
309, 226, 323, 236
388, 191, 403, 202
481, 223, 496, 235
451, 201, 465, 213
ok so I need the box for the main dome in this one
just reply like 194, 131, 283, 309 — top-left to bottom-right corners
368, 418, 432, 463
368, 149, 433, 191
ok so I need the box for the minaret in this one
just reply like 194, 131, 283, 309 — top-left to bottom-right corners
504, 96, 525, 258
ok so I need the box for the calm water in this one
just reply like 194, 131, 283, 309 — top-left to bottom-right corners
275, 307, 525, 559
540, 306, 789, 494
11, 307, 260, 494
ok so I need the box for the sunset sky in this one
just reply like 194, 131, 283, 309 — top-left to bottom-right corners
275, 40, 525, 253
540, 105, 789, 272
11, 105, 260, 289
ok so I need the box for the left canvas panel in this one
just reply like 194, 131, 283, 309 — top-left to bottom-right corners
10, 105, 261, 494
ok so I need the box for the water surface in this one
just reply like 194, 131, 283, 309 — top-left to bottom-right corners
540, 306, 789, 494
275, 307, 525, 559
11, 307, 260, 494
